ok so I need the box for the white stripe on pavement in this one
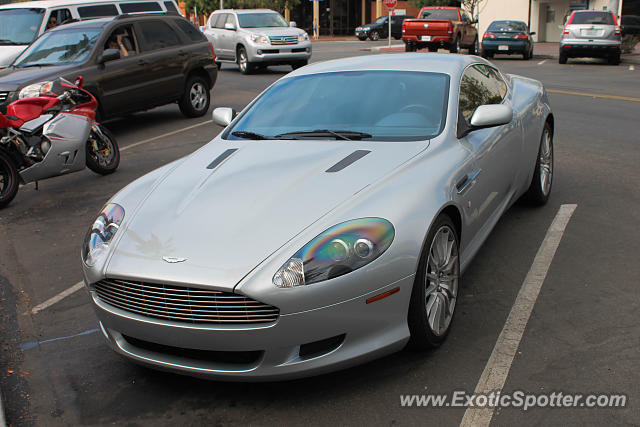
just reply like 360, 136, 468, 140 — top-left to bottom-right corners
29, 281, 84, 315
120, 120, 211, 152
460, 204, 577, 427
0, 386, 7, 427
537, 59, 547, 65
630, 65, 635, 71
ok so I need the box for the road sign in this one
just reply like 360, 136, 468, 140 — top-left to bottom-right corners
384, 0, 397, 9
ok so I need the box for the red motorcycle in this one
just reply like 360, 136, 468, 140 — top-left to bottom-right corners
0, 76, 119, 208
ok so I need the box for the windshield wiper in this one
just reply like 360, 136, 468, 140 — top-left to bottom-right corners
275, 129, 373, 141
231, 130, 270, 140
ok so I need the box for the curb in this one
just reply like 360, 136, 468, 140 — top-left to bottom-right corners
0, 387, 6, 427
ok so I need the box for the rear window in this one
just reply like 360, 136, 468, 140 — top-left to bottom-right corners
78, 4, 118, 18
488, 21, 527, 32
420, 9, 459, 20
139, 20, 181, 49
120, 2, 162, 13
174, 19, 205, 42
571, 12, 614, 25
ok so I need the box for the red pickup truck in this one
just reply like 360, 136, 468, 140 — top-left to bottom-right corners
402, 6, 478, 54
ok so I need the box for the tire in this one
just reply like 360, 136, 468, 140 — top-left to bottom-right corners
291, 60, 308, 70
408, 215, 460, 349
86, 126, 120, 175
449, 35, 461, 53
215, 61, 221, 70
608, 53, 620, 65
179, 75, 210, 118
237, 46, 255, 75
523, 122, 553, 205
405, 42, 416, 52
0, 149, 19, 208
523, 48, 531, 60
469, 36, 479, 55
559, 51, 567, 64
357, 36, 367, 41
369, 31, 379, 41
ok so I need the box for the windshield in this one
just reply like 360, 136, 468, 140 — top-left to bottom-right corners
374, 16, 387, 24
488, 21, 527, 32
14, 28, 100, 67
238, 12, 288, 28
420, 9, 458, 20
0, 8, 45, 45
226, 71, 449, 141
572, 12, 614, 25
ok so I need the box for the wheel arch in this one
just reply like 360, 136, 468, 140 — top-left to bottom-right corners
185, 67, 212, 90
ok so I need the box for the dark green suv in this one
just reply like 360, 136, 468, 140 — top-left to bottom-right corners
0, 14, 217, 119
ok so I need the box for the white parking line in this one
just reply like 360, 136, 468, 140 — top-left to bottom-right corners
630, 65, 635, 71
537, 59, 547, 65
29, 281, 84, 315
460, 204, 577, 427
120, 120, 211, 152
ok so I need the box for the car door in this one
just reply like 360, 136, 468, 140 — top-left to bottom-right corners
456, 63, 519, 237
206, 13, 226, 59
92, 24, 148, 117
134, 19, 184, 104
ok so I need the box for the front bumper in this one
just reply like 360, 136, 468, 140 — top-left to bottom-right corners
90, 274, 414, 380
246, 41, 312, 65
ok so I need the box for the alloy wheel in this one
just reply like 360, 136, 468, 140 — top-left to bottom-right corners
189, 82, 207, 112
539, 127, 553, 196
424, 225, 459, 336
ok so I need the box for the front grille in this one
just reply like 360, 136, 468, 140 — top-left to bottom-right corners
94, 278, 280, 324
0, 91, 9, 102
270, 35, 298, 45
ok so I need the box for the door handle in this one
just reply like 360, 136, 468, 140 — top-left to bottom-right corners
456, 169, 481, 195
137, 59, 149, 66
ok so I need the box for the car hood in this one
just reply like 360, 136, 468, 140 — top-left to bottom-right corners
106, 139, 428, 290
243, 27, 306, 36
0, 45, 27, 69
0, 64, 77, 91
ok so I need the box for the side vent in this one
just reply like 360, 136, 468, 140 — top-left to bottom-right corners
325, 150, 371, 173
207, 148, 238, 169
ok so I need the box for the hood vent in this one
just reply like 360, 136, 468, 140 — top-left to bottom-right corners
326, 150, 371, 173
207, 148, 238, 170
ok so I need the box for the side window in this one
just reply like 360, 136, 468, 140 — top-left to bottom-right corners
78, 4, 118, 19
120, 2, 162, 13
46, 9, 72, 29
459, 64, 507, 122
104, 24, 139, 57
138, 21, 181, 50
225, 14, 237, 28
174, 19, 205, 42
163, 1, 179, 13
213, 14, 227, 29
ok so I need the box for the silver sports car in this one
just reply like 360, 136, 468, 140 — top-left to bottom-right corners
81, 53, 553, 380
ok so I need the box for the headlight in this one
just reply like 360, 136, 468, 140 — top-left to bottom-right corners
82, 203, 125, 267
298, 32, 309, 42
273, 218, 394, 288
19, 81, 53, 99
250, 34, 269, 44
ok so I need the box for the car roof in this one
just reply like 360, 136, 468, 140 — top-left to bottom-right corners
289, 53, 482, 79
490, 20, 526, 25
44, 12, 175, 31
0, 0, 153, 9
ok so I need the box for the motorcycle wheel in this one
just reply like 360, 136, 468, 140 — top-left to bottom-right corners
86, 126, 120, 175
0, 149, 19, 208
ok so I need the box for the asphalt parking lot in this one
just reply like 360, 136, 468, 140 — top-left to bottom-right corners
1, 41, 639, 426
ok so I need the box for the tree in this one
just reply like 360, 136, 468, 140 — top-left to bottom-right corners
183, 0, 301, 17
409, 0, 455, 9
460, 0, 487, 21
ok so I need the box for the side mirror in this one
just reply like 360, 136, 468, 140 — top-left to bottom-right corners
212, 107, 236, 127
470, 104, 513, 129
224, 22, 236, 31
529, 31, 536, 35
289, 21, 297, 27
100, 48, 120, 63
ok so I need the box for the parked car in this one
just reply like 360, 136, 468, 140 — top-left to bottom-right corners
355, 14, 414, 41
403, 6, 478, 53
81, 53, 554, 380
0, 14, 217, 119
0, 0, 181, 69
481, 20, 535, 59
559, 10, 622, 65
204, 9, 311, 74
621, 14, 640, 36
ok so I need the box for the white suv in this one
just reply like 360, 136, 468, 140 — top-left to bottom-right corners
559, 10, 622, 65
204, 9, 311, 74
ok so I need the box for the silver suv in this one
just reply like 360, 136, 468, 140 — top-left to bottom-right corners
559, 10, 622, 65
204, 9, 312, 74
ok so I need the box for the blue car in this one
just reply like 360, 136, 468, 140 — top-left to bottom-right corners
481, 20, 535, 60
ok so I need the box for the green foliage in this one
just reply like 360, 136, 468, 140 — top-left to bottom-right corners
183, 0, 301, 17
409, 0, 456, 9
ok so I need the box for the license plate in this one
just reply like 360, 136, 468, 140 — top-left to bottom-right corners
582, 29, 598, 36
420, 35, 432, 41
498, 45, 509, 51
